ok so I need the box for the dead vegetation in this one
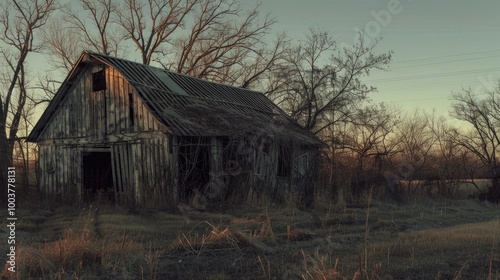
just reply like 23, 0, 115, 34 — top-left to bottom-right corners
1, 198, 500, 279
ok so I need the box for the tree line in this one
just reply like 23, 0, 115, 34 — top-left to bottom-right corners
0, 0, 498, 204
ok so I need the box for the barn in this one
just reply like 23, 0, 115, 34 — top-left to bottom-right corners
27, 51, 323, 209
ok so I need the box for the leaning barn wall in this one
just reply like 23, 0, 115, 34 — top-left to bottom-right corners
256, 141, 318, 206
36, 64, 174, 206
123, 137, 176, 208
35, 61, 320, 208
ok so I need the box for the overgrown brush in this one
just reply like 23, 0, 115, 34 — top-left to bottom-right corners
14, 227, 101, 278
4, 206, 163, 279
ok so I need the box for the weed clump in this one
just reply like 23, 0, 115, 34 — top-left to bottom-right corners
13, 227, 101, 278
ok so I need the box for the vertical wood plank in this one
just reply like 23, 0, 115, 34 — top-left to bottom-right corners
99, 89, 105, 140
120, 75, 126, 132
75, 148, 81, 199
111, 144, 118, 202
60, 147, 65, 195
138, 92, 145, 131
140, 140, 147, 205
131, 143, 139, 205
153, 139, 159, 205
80, 73, 85, 137
144, 139, 150, 204
119, 144, 128, 195
106, 68, 111, 135
51, 146, 54, 197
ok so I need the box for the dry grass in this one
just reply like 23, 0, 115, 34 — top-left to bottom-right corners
1, 198, 499, 279
170, 221, 239, 255
368, 219, 500, 279
15, 228, 101, 278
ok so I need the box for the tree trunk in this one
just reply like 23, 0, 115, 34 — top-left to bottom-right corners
489, 174, 500, 203
0, 126, 11, 205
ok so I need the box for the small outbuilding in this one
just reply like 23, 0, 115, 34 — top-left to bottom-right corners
27, 51, 323, 209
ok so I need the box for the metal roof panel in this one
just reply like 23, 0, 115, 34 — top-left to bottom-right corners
27, 51, 324, 147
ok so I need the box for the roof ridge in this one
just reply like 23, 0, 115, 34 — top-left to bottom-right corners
86, 51, 266, 96
28, 51, 323, 146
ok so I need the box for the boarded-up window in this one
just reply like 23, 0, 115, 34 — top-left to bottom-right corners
92, 69, 106, 92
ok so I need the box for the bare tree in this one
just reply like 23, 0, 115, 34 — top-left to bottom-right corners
44, 0, 284, 91
116, 0, 197, 65
340, 104, 398, 171
41, 0, 122, 79
336, 103, 400, 197
234, 32, 289, 90
61, 0, 121, 56
37, 19, 82, 105
274, 28, 392, 135
42, 20, 82, 72
0, 0, 56, 202
13, 96, 39, 195
32, 71, 60, 105
391, 109, 434, 192
68, 0, 119, 55
424, 113, 485, 197
40, 0, 122, 109
451, 84, 500, 201
156, 0, 281, 87
397, 110, 433, 163
275, 29, 392, 199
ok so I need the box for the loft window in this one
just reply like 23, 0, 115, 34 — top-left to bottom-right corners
92, 69, 106, 92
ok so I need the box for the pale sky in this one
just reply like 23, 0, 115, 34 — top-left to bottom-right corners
24, 0, 500, 123
253, 0, 500, 116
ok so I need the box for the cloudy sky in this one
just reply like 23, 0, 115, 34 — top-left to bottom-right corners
254, 0, 500, 115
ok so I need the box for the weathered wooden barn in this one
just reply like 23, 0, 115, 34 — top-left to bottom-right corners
27, 51, 323, 209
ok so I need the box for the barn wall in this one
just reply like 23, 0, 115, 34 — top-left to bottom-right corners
38, 134, 175, 208
250, 141, 278, 200
38, 131, 316, 208
252, 141, 318, 205
291, 145, 318, 207
38, 65, 166, 142
34, 61, 320, 208
38, 143, 81, 203
126, 137, 176, 208
36, 63, 176, 207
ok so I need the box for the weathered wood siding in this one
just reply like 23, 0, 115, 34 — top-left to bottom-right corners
37, 143, 82, 202
126, 137, 176, 208
38, 65, 166, 141
256, 142, 318, 205
38, 135, 175, 207
37, 64, 175, 207
35, 62, 319, 208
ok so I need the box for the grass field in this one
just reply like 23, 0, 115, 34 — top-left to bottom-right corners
1, 196, 499, 279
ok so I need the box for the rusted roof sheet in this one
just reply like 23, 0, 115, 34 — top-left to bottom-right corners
27, 51, 323, 146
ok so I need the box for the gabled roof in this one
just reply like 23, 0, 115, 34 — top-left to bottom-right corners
27, 51, 323, 146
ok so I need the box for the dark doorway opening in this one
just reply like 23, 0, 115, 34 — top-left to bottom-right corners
177, 136, 210, 202
82, 151, 114, 202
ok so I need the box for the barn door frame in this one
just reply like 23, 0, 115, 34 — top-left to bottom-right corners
81, 147, 114, 202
